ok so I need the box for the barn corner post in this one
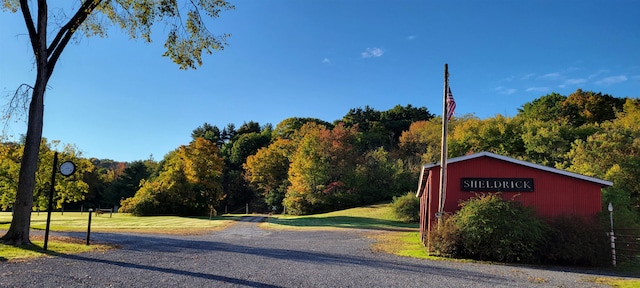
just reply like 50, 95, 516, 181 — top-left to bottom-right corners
437, 64, 449, 229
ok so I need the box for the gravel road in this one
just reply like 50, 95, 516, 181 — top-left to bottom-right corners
0, 216, 631, 287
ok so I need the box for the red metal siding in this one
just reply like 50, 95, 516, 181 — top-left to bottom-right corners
419, 171, 430, 245
426, 156, 603, 229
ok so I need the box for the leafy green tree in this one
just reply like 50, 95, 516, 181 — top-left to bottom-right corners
520, 119, 575, 166
40, 142, 92, 210
0, 142, 22, 210
102, 160, 153, 208
340, 106, 381, 131
228, 132, 271, 168
236, 121, 262, 137
121, 138, 224, 216
449, 115, 524, 158
352, 147, 409, 205
79, 158, 127, 209
517, 92, 567, 122
218, 122, 273, 212
1, 0, 233, 245
339, 104, 433, 150
379, 104, 434, 148
565, 99, 640, 222
192, 123, 224, 147
222, 123, 237, 142
0, 139, 92, 211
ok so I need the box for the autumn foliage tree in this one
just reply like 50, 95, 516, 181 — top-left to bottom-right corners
244, 139, 293, 212
120, 138, 224, 216
182, 138, 225, 214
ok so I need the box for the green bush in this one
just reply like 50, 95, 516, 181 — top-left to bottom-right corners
391, 192, 420, 223
427, 214, 463, 257
542, 215, 610, 266
453, 193, 547, 263
119, 194, 159, 216
427, 193, 617, 266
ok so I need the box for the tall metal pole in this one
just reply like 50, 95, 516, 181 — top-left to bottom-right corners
437, 64, 449, 228
608, 202, 616, 267
44, 152, 58, 251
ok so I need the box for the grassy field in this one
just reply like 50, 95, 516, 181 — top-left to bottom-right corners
0, 211, 234, 234
0, 211, 235, 261
260, 204, 418, 231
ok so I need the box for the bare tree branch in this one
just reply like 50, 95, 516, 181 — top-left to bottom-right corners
2, 83, 32, 138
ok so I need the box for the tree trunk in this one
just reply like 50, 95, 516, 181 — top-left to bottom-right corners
0, 74, 47, 246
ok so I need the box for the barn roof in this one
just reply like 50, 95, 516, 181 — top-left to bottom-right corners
417, 152, 613, 196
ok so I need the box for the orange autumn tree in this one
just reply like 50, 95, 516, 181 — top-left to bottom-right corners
284, 123, 359, 215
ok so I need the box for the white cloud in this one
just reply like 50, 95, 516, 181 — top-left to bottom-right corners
495, 86, 517, 95
588, 69, 609, 79
526, 87, 549, 93
499, 75, 516, 82
538, 72, 562, 80
563, 78, 587, 85
322, 58, 331, 64
595, 75, 627, 85
361, 47, 384, 58
520, 73, 536, 80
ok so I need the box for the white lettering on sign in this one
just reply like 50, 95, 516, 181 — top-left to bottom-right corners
461, 178, 534, 192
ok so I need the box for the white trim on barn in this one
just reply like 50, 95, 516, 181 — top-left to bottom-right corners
416, 152, 612, 196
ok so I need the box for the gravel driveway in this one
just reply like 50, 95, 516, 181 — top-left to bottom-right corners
0, 217, 629, 287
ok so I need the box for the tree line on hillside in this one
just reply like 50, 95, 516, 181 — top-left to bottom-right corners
0, 90, 638, 225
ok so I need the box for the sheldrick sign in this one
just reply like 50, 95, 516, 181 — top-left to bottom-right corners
461, 178, 534, 192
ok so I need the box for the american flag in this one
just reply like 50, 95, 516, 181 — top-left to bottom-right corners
446, 87, 456, 120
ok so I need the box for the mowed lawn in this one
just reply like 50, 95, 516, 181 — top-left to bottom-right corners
260, 204, 418, 232
0, 211, 234, 234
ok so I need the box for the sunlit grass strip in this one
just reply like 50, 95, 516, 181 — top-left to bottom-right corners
0, 236, 114, 262
259, 204, 419, 231
369, 231, 445, 260
0, 212, 234, 234
593, 277, 640, 288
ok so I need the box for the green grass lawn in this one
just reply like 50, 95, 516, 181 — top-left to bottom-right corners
0, 211, 235, 261
260, 204, 418, 231
0, 211, 234, 234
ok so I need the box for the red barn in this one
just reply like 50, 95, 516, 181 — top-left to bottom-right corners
416, 151, 612, 244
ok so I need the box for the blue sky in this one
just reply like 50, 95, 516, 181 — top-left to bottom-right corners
1, 0, 639, 162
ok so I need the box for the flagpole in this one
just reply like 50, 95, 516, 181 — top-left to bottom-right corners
437, 64, 449, 228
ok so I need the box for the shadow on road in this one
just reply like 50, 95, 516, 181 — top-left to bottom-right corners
71, 231, 513, 287
58, 252, 284, 288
